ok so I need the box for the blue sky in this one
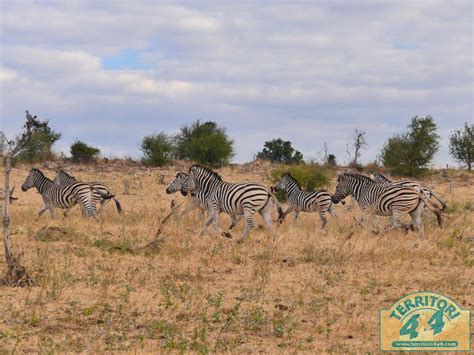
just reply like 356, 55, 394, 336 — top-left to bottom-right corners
1, 1, 472, 166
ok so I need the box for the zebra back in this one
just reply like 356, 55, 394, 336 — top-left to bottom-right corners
333, 173, 422, 216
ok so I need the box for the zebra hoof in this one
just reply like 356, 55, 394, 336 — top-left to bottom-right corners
222, 232, 233, 239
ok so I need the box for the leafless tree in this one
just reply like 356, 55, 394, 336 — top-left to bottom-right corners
346, 129, 367, 166
1, 111, 49, 286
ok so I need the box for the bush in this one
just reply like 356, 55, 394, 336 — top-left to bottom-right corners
270, 162, 332, 201
176, 120, 234, 167
140, 132, 175, 166
70, 140, 100, 162
15, 123, 61, 163
257, 138, 303, 164
380, 115, 440, 177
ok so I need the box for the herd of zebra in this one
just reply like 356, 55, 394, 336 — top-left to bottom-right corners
20, 164, 447, 241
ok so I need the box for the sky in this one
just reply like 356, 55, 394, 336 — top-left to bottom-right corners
1, 0, 472, 166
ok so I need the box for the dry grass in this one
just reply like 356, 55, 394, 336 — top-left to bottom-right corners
1, 162, 473, 353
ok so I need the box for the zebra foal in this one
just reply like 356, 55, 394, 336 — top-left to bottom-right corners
21, 168, 100, 220
273, 173, 337, 228
187, 164, 283, 242
54, 169, 122, 215
332, 173, 439, 237
165, 172, 242, 229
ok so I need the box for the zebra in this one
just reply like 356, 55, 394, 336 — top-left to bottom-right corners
165, 172, 242, 230
186, 164, 284, 242
21, 168, 107, 220
332, 173, 440, 237
372, 173, 446, 227
273, 173, 337, 228
54, 169, 122, 215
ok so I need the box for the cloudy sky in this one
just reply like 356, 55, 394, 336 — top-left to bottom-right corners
1, 1, 472, 166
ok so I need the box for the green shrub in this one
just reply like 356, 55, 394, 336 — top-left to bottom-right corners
70, 140, 100, 162
140, 132, 175, 166
176, 120, 234, 167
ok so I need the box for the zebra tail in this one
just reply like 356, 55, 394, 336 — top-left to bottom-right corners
268, 190, 285, 221
91, 187, 115, 200
431, 191, 448, 212
113, 198, 123, 215
418, 191, 443, 228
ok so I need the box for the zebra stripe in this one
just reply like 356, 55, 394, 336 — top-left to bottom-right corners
54, 169, 122, 215
165, 172, 242, 229
274, 173, 337, 227
332, 173, 437, 237
187, 164, 283, 242
372, 172, 445, 227
21, 168, 98, 220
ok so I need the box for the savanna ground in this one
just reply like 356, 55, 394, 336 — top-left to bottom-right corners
1, 160, 473, 353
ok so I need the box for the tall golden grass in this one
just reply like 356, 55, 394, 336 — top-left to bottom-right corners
0, 162, 472, 352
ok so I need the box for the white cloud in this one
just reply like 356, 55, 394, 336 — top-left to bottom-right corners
1, 1, 471, 166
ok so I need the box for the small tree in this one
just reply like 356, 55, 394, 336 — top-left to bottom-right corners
70, 140, 100, 162
15, 122, 61, 163
1, 111, 51, 285
256, 138, 303, 164
380, 115, 440, 176
141, 132, 175, 166
449, 122, 473, 170
176, 120, 234, 167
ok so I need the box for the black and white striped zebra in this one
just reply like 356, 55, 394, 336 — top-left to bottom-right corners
372, 173, 446, 227
332, 173, 439, 237
273, 173, 337, 228
54, 169, 122, 215
187, 164, 283, 242
165, 172, 242, 229
21, 168, 104, 220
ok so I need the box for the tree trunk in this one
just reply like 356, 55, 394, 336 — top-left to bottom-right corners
2, 154, 31, 286
3, 154, 13, 265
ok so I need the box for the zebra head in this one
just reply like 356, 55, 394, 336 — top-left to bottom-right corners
21, 168, 42, 191
166, 172, 189, 196
54, 169, 77, 185
187, 164, 222, 193
332, 174, 353, 203
274, 173, 297, 193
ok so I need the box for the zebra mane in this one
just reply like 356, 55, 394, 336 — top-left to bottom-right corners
58, 169, 76, 179
339, 172, 375, 184
373, 172, 391, 182
31, 168, 53, 182
284, 173, 301, 189
189, 164, 222, 181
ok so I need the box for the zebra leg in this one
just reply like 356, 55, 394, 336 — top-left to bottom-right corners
279, 205, 297, 224
382, 210, 403, 233
237, 207, 256, 243
229, 214, 242, 230
409, 204, 425, 238
293, 209, 300, 222
259, 209, 277, 241
36, 204, 49, 221
319, 210, 328, 228
98, 199, 110, 215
